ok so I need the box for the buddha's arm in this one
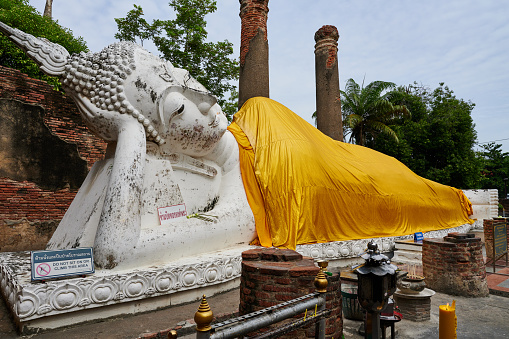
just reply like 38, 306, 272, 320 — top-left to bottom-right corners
131, 131, 255, 266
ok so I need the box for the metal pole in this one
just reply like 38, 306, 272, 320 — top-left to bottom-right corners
196, 331, 211, 339
315, 296, 326, 339
371, 312, 380, 339
252, 309, 331, 339
210, 296, 324, 339
365, 312, 381, 339
314, 260, 329, 339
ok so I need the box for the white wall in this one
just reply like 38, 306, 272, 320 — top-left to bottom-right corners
462, 189, 498, 228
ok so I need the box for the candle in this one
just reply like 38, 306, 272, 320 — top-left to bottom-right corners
439, 300, 457, 339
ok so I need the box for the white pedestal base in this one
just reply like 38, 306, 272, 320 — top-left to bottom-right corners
0, 223, 471, 333
0, 246, 252, 334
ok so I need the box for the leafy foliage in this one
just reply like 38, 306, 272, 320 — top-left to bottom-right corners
478, 143, 509, 197
0, 0, 88, 90
115, 0, 239, 120
340, 78, 410, 146
373, 82, 483, 189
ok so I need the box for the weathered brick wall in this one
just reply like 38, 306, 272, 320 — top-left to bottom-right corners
422, 233, 489, 297
0, 179, 76, 251
314, 25, 342, 141
0, 66, 106, 169
393, 295, 431, 322
0, 66, 107, 251
239, 0, 269, 67
240, 248, 342, 339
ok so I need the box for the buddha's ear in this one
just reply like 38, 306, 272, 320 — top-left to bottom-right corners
0, 21, 69, 76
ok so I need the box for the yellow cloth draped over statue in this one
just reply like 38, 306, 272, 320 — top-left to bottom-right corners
228, 97, 474, 249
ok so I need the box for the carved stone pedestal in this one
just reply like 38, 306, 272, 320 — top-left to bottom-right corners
0, 246, 251, 334
0, 223, 472, 334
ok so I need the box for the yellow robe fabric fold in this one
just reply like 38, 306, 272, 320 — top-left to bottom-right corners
228, 97, 474, 249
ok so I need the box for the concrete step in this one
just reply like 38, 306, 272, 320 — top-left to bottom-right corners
392, 249, 422, 262
391, 258, 422, 267
394, 239, 423, 252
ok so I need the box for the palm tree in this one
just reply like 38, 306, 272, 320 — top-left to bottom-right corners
341, 78, 410, 146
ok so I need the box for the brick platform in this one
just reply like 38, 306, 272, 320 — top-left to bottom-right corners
240, 248, 342, 339
393, 288, 434, 322
422, 233, 489, 297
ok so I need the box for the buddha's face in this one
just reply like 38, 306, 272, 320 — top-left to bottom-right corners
159, 89, 228, 157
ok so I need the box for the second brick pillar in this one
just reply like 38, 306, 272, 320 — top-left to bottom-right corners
240, 248, 342, 339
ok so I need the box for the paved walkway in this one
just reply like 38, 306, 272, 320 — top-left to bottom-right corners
486, 262, 509, 297
2, 284, 508, 339
342, 290, 509, 338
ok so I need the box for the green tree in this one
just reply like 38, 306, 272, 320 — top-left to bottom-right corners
372, 84, 431, 174
114, 5, 152, 47
340, 78, 410, 146
0, 0, 88, 90
479, 143, 509, 197
373, 82, 483, 189
115, 0, 239, 120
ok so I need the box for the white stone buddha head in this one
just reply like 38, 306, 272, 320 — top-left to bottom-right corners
59, 42, 228, 156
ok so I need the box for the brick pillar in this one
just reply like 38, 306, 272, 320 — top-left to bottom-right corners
314, 25, 342, 141
240, 248, 342, 339
238, 0, 270, 109
422, 233, 489, 297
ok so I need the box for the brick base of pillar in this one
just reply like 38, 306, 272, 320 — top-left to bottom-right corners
240, 248, 342, 339
394, 292, 432, 322
423, 233, 488, 297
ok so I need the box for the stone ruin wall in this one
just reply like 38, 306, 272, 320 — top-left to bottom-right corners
238, 0, 270, 108
0, 65, 106, 252
462, 189, 499, 229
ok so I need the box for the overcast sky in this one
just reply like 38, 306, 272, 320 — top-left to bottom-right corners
29, 0, 509, 152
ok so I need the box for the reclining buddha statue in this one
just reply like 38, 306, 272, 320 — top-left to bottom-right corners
0, 22, 474, 269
